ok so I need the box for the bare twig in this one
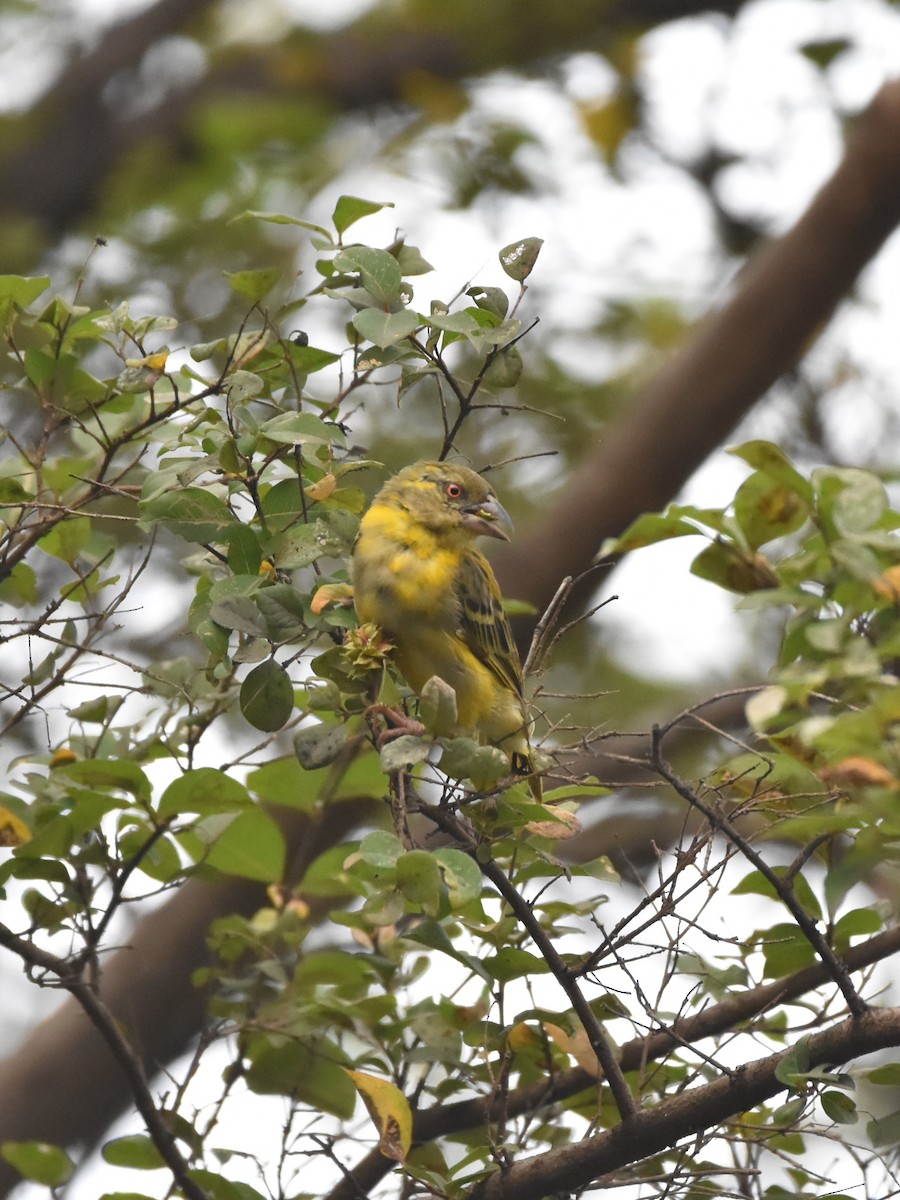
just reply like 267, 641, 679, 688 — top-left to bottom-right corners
649, 725, 866, 1018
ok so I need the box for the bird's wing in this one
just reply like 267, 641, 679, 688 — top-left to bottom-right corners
455, 551, 524, 698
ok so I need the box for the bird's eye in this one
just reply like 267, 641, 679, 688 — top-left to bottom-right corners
445, 482, 464, 500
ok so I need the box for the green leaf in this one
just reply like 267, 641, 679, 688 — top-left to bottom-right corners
419, 675, 458, 737
394, 244, 434, 275
138, 487, 236, 542
245, 1038, 356, 1117
775, 1036, 811, 1088
1, 1141, 74, 1186
820, 1089, 857, 1125
0, 563, 38, 606
255, 584, 308, 641
293, 722, 353, 769
813, 466, 887, 538
247, 754, 323, 812
258, 411, 344, 448
204, 807, 286, 882
38, 516, 91, 565
224, 268, 281, 302
98, 1192, 158, 1200
397, 849, 444, 914
101, 1135, 165, 1170
498, 237, 543, 281
67, 694, 124, 723
867, 1063, 900, 1087
483, 345, 523, 388
353, 307, 419, 349
237, 209, 333, 243
691, 540, 779, 594
274, 518, 346, 568
240, 659, 295, 732
732, 867, 822, 919
52, 759, 153, 806
600, 511, 700, 556
0, 274, 51, 320
729, 440, 813, 502
158, 768, 251, 818
831, 906, 881, 951
209, 595, 268, 638
485, 946, 550, 982
432, 848, 482, 909
756, 922, 817, 979
358, 831, 404, 868
285, 342, 341, 373
379, 734, 433, 774
733, 472, 809, 550
438, 739, 508, 791
334, 247, 403, 305
799, 38, 850, 69
467, 286, 509, 319
868, 1107, 900, 1147
332, 195, 393, 235
403, 919, 492, 982
225, 525, 263, 576
187, 1169, 267, 1200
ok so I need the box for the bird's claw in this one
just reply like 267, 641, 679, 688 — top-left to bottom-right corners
363, 703, 427, 748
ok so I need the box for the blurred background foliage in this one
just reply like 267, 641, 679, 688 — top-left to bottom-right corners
2, 0, 900, 758
5, 0, 898, 727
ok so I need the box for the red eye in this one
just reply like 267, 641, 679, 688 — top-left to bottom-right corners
445, 482, 463, 499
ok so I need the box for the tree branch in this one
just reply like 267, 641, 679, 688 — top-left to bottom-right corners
469, 1007, 900, 1200
496, 78, 900, 624
650, 724, 867, 1017
325, 923, 900, 1200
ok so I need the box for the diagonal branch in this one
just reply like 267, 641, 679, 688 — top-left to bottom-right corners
650, 725, 867, 1017
496, 78, 900, 626
324, 922, 900, 1200
468, 1006, 900, 1200
423, 802, 637, 1121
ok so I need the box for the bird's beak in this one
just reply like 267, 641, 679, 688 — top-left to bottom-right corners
460, 494, 514, 541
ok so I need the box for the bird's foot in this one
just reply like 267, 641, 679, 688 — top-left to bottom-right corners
363, 703, 427, 748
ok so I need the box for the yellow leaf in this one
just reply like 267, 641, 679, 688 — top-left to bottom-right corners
49, 747, 78, 767
311, 583, 354, 614
507, 1021, 542, 1052
344, 1070, 412, 1162
0, 805, 30, 847
579, 88, 638, 163
525, 806, 582, 840
873, 564, 900, 601
306, 473, 337, 502
544, 1022, 601, 1078
125, 351, 169, 370
819, 756, 897, 789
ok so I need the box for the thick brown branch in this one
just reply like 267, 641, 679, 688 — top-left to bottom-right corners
496, 78, 900, 623
469, 1007, 900, 1200
326, 924, 900, 1200
0, 0, 747, 242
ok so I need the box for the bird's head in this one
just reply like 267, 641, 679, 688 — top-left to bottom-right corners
384, 461, 514, 542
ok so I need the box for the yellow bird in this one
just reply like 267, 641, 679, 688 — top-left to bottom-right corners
352, 461, 539, 794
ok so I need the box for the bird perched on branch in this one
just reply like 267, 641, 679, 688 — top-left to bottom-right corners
352, 460, 539, 795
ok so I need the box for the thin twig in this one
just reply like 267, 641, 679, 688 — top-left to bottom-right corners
422, 804, 638, 1122
649, 725, 866, 1018
0, 922, 207, 1200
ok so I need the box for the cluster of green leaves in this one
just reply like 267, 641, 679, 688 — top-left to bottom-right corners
0, 205, 626, 1196
604, 437, 900, 1164
5, 199, 900, 1198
